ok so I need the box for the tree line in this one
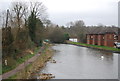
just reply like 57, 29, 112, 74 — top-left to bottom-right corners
2, 2, 47, 60
1, 1, 118, 63
1, 1, 70, 61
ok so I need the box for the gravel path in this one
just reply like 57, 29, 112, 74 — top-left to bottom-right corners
1, 51, 41, 79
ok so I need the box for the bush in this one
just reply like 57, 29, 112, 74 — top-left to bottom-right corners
64, 33, 70, 40
49, 28, 65, 43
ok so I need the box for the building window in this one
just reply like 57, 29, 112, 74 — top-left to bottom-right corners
114, 35, 117, 40
91, 36, 93, 39
103, 37, 104, 39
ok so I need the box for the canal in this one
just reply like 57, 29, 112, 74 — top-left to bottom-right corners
38, 44, 118, 79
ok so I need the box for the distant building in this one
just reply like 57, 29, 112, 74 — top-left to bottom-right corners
118, 28, 120, 42
86, 27, 120, 47
69, 38, 78, 42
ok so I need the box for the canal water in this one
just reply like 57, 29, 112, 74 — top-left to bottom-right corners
38, 44, 118, 79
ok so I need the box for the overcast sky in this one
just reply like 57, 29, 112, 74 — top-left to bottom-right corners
0, 0, 119, 26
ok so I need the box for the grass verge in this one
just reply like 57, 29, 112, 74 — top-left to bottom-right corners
2, 47, 40, 74
8, 44, 54, 79
67, 41, 120, 52
0, 63, 2, 75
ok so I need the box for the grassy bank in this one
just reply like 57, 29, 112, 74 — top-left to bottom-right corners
67, 41, 120, 53
2, 47, 40, 74
0, 63, 2, 75
8, 44, 54, 79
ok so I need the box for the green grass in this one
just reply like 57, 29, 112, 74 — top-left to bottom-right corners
68, 41, 120, 52
0, 63, 2, 75
8, 73, 17, 79
17, 54, 35, 64
17, 47, 40, 64
8, 63, 33, 79
2, 47, 40, 74
8, 44, 52, 79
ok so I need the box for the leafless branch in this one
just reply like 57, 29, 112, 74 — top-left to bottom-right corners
30, 2, 47, 20
12, 2, 28, 28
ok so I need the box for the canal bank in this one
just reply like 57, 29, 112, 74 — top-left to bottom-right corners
5, 44, 118, 79
67, 41, 120, 53
3, 44, 54, 79
37, 44, 118, 79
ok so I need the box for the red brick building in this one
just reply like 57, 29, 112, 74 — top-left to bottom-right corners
86, 27, 119, 47
118, 28, 120, 42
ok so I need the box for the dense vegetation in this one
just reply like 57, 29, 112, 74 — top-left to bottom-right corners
1, 2, 46, 73
1, 2, 71, 74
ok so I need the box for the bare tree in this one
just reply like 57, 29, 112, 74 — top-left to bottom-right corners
0, 11, 6, 28
30, 2, 47, 21
97, 23, 104, 27
74, 20, 85, 27
44, 19, 51, 27
0, 14, 1, 27
12, 2, 28, 29
5, 9, 9, 28
66, 21, 74, 27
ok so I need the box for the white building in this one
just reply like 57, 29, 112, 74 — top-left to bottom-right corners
69, 38, 78, 42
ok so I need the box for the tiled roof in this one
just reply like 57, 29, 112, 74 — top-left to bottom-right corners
86, 27, 119, 35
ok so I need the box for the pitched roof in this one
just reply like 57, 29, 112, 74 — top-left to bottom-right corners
86, 27, 118, 35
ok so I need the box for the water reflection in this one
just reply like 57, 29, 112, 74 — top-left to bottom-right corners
86, 48, 114, 62
36, 44, 118, 79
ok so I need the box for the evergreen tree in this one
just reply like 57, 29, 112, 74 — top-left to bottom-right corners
28, 12, 36, 43
64, 33, 70, 40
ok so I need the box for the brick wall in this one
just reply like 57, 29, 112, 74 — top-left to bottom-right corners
118, 28, 120, 42
104, 33, 114, 47
118, 35, 120, 42
87, 33, 115, 47
87, 34, 93, 44
93, 35, 98, 45
97, 35, 104, 46
87, 35, 90, 44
